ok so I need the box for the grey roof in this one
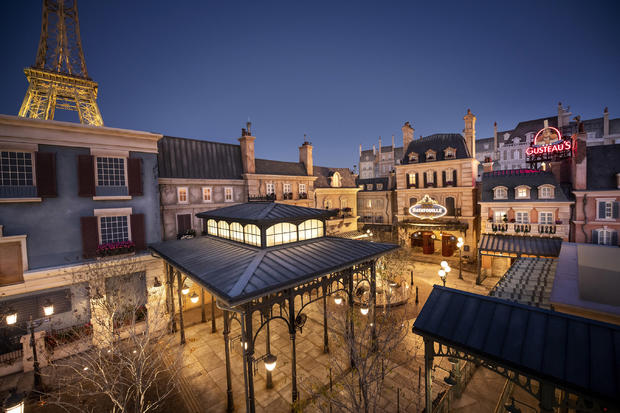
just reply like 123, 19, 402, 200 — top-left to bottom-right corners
511, 116, 558, 141
313, 166, 357, 188
413, 286, 620, 405
586, 144, 620, 190
479, 234, 562, 257
402, 134, 470, 164
196, 202, 335, 224
158, 136, 244, 179
489, 257, 557, 309
255, 158, 308, 176
150, 235, 398, 306
481, 169, 570, 202
356, 177, 391, 191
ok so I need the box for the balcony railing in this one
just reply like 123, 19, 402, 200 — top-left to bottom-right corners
299, 192, 308, 199
484, 222, 567, 237
283, 192, 293, 200
249, 193, 276, 201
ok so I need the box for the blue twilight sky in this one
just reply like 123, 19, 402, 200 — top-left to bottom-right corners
1, 1, 619, 169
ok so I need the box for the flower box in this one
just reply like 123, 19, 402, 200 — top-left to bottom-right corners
96, 241, 135, 257
555, 220, 562, 224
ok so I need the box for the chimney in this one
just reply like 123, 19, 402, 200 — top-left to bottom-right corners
604, 107, 610, 142
571, 127, 588, 190
238, 123, 255, 174
463, 109, 476, 158
493, 122, 498, 159
299, 140, 313, 176
616, 172, 620, 189
558, 102, 563, 129
378, 137, 382, 154
359, 144, 362, 157
402, 121, 413, 149
482, 157, 494, 173
391, 135, 395, 148
372, 145, 376, 155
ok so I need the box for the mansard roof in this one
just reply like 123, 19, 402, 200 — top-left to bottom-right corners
480, 169, 569, 202
255, 158, 308, 176
586, 144, 620, 190
402, 134, 470, 164
314, 166, 357, 188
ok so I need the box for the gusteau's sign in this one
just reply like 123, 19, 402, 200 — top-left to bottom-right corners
409, 194, 447, 220
525, 126, 572, 160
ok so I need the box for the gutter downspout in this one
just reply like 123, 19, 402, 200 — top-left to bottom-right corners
581, 195, 588, 242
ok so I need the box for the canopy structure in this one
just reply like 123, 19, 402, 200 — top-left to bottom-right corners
478, 234, 562, 257
413, 286, 620, 412
149, 202, 399, 413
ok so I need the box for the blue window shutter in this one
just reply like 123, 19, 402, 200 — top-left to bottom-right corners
598, 202, 606, 219
613, 202, 619, 219
592, 229, 599, 244
612, 230, 618, 246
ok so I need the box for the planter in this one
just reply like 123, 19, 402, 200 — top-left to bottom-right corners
96, 241, 136, 258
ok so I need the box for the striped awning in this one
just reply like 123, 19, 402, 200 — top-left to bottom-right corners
478, 234, 562, 257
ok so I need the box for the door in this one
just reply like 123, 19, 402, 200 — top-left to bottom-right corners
422, 232, 435, 254
441, 234, 455, 257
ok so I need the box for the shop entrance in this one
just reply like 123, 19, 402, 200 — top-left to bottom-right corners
422, 232, 435, 254
442, 234, 456, 257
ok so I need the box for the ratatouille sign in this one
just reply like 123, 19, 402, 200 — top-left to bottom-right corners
409, 194, 447, 220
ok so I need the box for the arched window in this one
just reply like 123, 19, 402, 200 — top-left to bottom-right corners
494, 186, 508, 200
298, 219, 324, 241
217, 221, 230, 239
445, 197, 455, 216
266, 223, 297, 246
207, 219, 218, 235
409, 197, 418, 206
331, 172, 342, 188
230, 222, 244, 242
244, 224, 261, 246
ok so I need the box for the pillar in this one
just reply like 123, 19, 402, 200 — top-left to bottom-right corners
322, 281, 329, 353
265, 317, 273, 389
424, 338, 434, 413
243, 309, 256, 413
223, 311, 234, 413
175, 269, 186, 345
289, 290, 299, 406
347, 270, 355, 368
370, 263, 377, 352
200, 289, 206, 323
211, 296, 217, 333
166, 264, 177, 333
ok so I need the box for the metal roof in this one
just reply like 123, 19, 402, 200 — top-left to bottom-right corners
479, 234, 562, 257
413, 286, 620, 405
480, 169, 570, 202
489, 257, 557, 309
586, 144, 620, 190
255, 158, 308, 176
158, 136, 244, 179
196, 202, 336, 224
402, 133, 470, 164
313, 166, 357, 188
150, 235, 399, 306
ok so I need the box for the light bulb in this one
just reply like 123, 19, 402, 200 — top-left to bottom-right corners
264, 354, 277, 371
440, 261, 448, 268
334, 295, 343, 305
360, 305, 369, 316
6, 312, 17, 325
190, 292, 199, 303
181, 285, 190, 295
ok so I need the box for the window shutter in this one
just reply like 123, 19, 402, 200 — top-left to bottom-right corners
80, 216, 99, 258
612, 231, 618, 246
177, 214, 191, 233
598, 202, 606, 219
453, 169, 457, 186
613, 202, 619, 219
128, 158, 143, 196
423, 172, 427, 187
592, 229, 599, 244
131, 213, 146, 251
35, 152, 57, 197
442, 170, 446, 186
433, 171, 437, 186
406, 173, 410, 187
415, 173, 419, 188
77, 155, 95, 197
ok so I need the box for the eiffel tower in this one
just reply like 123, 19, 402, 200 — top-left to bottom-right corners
18, 0, 103, 126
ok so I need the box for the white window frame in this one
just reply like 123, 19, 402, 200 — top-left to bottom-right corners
494, 187, 507, 200
0, 149, 37, 187
202, 187, 212, 203
224, 187, 233, 202
426, 170, 435, 184
597, 228, 614, 245
376, 183, 383, 190
597, 199, 615, 220
538, 185, 554, 199
177, 187, 189, 204
283, 183, 291, 194
425, 150, 436, 161
515, 186, 530, 199
95, 156, 128, 188
94, 207, 133, 244
444, 147, 456, 159
515, 211, 530, 224
539, 211, 554, 224
493, 210, 506, 223
299, 183, 306, 194
266, 182, 275, 195
408, 152, 418, 162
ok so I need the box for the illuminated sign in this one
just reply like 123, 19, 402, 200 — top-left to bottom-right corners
525, 126, 572, 164
409, 194, 447, 220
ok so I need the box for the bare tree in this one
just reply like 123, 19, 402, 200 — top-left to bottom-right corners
42, 258, 181, 413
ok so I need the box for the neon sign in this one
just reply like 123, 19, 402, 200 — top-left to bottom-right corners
525, 126, 572, 163
409, 194, 447, 220
525, 140, 571, 156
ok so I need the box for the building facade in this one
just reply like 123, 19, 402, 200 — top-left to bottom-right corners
313, 166, 360, 235
358, 122, 413, 179
571, 134, 620, 247
394, 110, 479, 259
356, 176, 397, 226
0, 115, 164, 372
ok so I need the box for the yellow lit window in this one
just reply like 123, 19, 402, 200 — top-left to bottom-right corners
266, 223, 297, 246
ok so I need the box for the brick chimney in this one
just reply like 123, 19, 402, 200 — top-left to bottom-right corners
604, 107, 610, 143
463, 109, 476, 158
402, 121, 413, 149
482, 157, 494, 173
493, 122, 498, 160
299, 140, 313, 176
238, 122, 255, 174
571, 126, 588, 190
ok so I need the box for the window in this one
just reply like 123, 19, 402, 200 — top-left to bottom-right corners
224, 187, 233, 202
494, 211, 506, 223
177, 187, 188, 204
0, 151, 33, 186
515, 211, 529, 224
425, 150, 436, 161
376, 183, 383, 190
539, 186, 553, 199
341, 199, 348, 209
539, 212, 553, 224
409, 197, 418, 206
408, 152, 418, 163
515, 186, 529, 199
445, 197, 455, 216
444, 148, 456, 159
299, 183, 306, 195
177, 214, 192, 234
298, 219, 323, 240
266, 182, 275, 195
207, 219, 217, 235
202, 187, 212, 202
100, 216, 129, 244
331, 172, 342, 188
596, 229, 615, 245
324, 199, 332, 209
597, 200, 617, 220
366, 184, 373, 190
266, 223, 297, 246
229, 222, 244, 242
494, 187, 507, 200
283, 183, 291, 194
244, 224, 261, 246
96, 157, 126, 187
426, 170, 434, 183
217, 221, 230, 239
407, 173, 416, 186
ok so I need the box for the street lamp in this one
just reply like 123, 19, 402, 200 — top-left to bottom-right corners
438, 269, 446, 287
181, 284, 190, 295
43, 299, 54, 317
2, 390, 25, 413
360, 303, 369, 316
189, 292, 199, 304
333, 294, 343, 305
263, 353, 277, 372
456, 237, 464, 280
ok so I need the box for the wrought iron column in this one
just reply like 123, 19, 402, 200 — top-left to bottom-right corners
348, 269, 355, 368
322, 280, 329, 353
476, 251, 482, 285
167, 264, 177, 333
424, 338, 434, 413
175, 269, 185, 345
370, 262, 377, 352
289, 290, 299, 406
265, 318, 273, 389
244, 309, 256, 413
200, 289, 206, 323
223, 311, 234, 413
211, 296, 217, 333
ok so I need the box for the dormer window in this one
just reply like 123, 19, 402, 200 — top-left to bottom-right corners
366, 184, 373, 190
493, 186, 508, 200
408, 152, 418, 163
425, 150, 436, 161
331, 172, 342, 188
444, 147, 456, 159
515, 185, 530, 199
538, 185, 554, 199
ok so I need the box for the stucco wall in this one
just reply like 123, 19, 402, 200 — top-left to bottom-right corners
0, 145, 161, 270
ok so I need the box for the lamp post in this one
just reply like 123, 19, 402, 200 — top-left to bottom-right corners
457, 237, 464, 280
4, 300, 55, 393
439, 261, 451, 287
504, 397, 537, 413
438, 269, 446, 287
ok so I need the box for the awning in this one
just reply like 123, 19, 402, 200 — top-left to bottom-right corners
413, 286, 620, 406
478, 234, 562, 257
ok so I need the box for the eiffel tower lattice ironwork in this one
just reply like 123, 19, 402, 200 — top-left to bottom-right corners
18, 0, 103, 126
